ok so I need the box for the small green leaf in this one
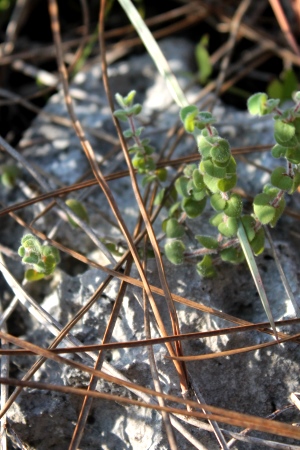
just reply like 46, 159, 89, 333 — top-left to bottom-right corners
221, 246, 245, 264
195, 34, 212, 85
156, 168, 168, 182
271, 144, 287, 159
218, 216, 238, 237
41, 246, 60, 263
195, 235, 219, 250
1, 164, 20, 188
123, 129, 134, 138
24, 269, 45, 282
175, 176, 190, 198
271, 166, 293, 191
65, 199, 89, 228
154, 188, 166, 206
274, 120, 295, 143
203, 173, 220, 193
285, 147, 300, 164
250, 227, 265, 255
113, 109, 128, 122
210, 193, 226, 211
210, 212, 223, 227
247, 92, 268, 116
164, 240, 186, 265
217, 174, 237, 192
142, 174, 157, 187
202, 159, 227, 179
126, 104, 142, 116
241, 215, 256, 242
210, 139, 231, 164
164, 218, 185, 239
223, 193, 243, 218
196, 255, 216, 278
181, 197, 206, 218
192, 169, 205, 190
124, 90, 137, 106
168, 201, 181, 218
196, 134, 214, 159
23, 254, 39, 265
180, 105, 198, 124
253, 193, 275, 224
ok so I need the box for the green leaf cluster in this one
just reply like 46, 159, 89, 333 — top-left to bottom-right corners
18, 234, 60, 280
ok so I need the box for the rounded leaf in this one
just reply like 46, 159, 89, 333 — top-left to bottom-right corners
253, 193, 275, 224
164, 218, 185, 239
202, 159, 226, 179
196, 255, 216, 278
25, 269, 45, 282
271, 166, 293, 191
175, 176, 190, 198
65, 199, 89, 228
181, 197, 206, 218
247, 93, 268, 116
285, 147, 300, 164
164, 240, 185, 265
271, 144, 287, 159
223, 193, 243, 218
203, 173, 220, 193
156, 168, 168, 182
210, 212, 224, 227
274, 120, 295, 143
241, 215, 256, 242
193, 169, 205, 190
196, 134, 213, 159
217, 174, 237, 192
195, 235, 219, 250
218, 216, 238, 237
210, 139, 231, 164
250, 227, 265, 255
220, 247, 245, 264
210, 193, 226, 211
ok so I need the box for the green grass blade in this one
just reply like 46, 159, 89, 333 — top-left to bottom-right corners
237, 221, 278, 339
117, 0, 188, 108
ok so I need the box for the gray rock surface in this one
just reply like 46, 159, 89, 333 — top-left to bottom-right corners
2, 37, 300, 449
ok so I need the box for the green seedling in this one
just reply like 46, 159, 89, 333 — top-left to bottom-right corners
18, 234, 60, 281
1, 164, 20, 188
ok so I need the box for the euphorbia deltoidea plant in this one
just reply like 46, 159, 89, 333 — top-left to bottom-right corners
115, 90, 300, 278
114, 88, 300, 333
18, 234, 60, 281
164, 92, 300, 278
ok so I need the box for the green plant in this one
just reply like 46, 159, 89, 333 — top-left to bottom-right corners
115, 89, 300, 281
114, 90, 168, 191
164, 92, 300, 275
1, 164, 20, 188
18, 234, 60, 281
